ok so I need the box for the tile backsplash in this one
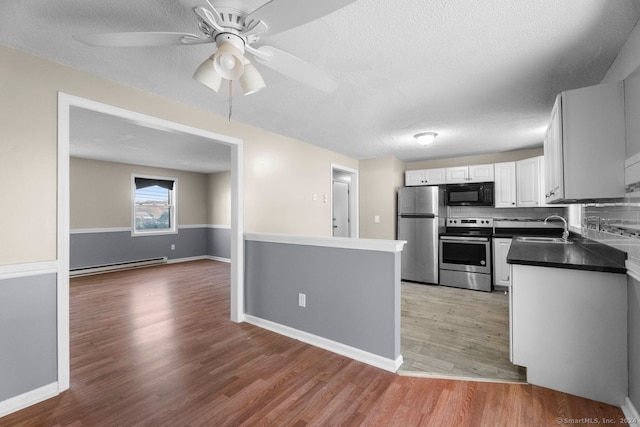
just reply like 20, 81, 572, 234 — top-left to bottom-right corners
448, 206, 567, 220
583, 192, 640, 263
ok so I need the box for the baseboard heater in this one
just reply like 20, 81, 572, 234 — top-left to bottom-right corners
70, 257, 168, 277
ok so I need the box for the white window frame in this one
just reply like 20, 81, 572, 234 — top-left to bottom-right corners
568, 203, 583, 234
131, 173, 178, 236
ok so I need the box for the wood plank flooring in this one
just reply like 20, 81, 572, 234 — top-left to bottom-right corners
0, 260, 626, 426
400, 282, 526, 382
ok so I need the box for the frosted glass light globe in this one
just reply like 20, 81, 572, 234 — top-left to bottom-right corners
219, 53, 236, 70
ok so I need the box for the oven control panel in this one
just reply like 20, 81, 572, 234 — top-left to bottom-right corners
446, 217, 494, 228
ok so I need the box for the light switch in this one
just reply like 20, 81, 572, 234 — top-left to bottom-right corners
374, 215, 380, 223
298, 293, 306, 307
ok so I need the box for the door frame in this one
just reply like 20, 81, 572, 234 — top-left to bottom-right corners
57, 93, 244, 392
330, 163, 359, 238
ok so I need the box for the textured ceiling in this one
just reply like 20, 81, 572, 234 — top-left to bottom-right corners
70, 107, 231, 173
2, 0, 640, 166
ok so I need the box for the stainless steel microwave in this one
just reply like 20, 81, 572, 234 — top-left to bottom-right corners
445, 182, 494, 206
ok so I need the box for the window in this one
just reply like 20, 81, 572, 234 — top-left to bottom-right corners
568, 203, 583, 234
132, 175, 177, 235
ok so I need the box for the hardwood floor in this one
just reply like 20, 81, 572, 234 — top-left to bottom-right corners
400, 282, 526, 382
0, 260, 626, 426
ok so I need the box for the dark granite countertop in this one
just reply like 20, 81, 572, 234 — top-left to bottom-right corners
507, 236, 627, 274
493, 227, 564, 238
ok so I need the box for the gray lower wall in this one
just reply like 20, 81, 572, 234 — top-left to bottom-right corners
630, 276, 640, 411
0, 273, 57, 401
207, 227, 231, 260
70, 227, 230, 269
245, 241, 401, 360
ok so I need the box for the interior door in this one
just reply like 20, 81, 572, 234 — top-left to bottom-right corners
332, 181, 350, 237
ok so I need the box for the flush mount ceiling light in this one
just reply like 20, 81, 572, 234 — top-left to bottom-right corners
414, 132, 438, 145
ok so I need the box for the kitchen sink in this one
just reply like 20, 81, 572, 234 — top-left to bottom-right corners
516, 236, 573, 244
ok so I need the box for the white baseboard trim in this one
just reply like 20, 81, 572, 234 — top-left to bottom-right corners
622, 396, 640, 422
0, 382, 58, 418
244, 314, 402, 373
206, 255, 231, 263
166, 256, 231, 264
166, 255, 208, 264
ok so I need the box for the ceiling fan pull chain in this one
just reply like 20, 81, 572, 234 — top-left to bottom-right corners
228, 80, 233, 122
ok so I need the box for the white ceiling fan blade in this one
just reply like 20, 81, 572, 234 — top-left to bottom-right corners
251, 46, 338, 92
73, 32, 211, 47
248, 0, 357, 35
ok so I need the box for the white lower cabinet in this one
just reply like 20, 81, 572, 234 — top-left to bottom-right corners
510, 264, 627, 406
492, 238, 512, 288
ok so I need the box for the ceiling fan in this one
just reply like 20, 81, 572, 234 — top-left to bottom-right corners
73, 0, 356, 96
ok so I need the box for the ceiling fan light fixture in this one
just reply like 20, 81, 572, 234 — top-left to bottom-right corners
239, 59, 266, 95
213, 39, 245, 80
414, 132, 438, 145
193, 56, 222, 92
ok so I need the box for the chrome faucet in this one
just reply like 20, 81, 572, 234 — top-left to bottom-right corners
544, 215, 569, 240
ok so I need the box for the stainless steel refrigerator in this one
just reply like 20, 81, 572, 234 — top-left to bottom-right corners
397, 186, 445, 284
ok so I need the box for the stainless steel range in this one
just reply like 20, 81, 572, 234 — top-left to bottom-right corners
439, 217, 493, 292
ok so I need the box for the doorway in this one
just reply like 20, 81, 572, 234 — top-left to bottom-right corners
57, 93, 243, 392
332, 180, 350, 237
331, 164, 358, 238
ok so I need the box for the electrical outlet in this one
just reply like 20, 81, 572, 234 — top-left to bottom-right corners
374, 215, 380, 223
312, 193, 317, 201
171, 244, 175, 250
298, 293, 306, 308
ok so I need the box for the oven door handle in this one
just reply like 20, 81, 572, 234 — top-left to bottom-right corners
440, 236, 489, 242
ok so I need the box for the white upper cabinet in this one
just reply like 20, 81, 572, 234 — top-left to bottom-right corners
407, 163, 494, 186
405, 170, 425, 186
446, 164, 494, 183
469, 164, 495, 182
424, 168, 446, 185
494, 156, 542, 208
494, 162, 517, 208
516, 157, 540, 207
445, 166, 469, 183
544, 81, 625, 203
405, 168, 446, 186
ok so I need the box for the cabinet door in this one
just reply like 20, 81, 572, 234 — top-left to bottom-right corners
544, 95, 564, 202
405, 170, 424, 186
494, 162, 517, 208
516, 157, 540, 207
493, 238, 513, 287
469, 164, 495, 182
424, 168, 446, 185
446, 166, 469, 183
